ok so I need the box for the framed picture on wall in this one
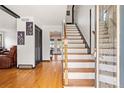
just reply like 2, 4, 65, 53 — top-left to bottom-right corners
17, 31, 25, 45
26, 22, 33, 35
66, 10, 70, 16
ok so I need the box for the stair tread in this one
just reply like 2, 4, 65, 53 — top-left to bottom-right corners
67, 53, 91, 55
68, 68, 95, 72
68, 59, 95, 62
67, 79, 95, 86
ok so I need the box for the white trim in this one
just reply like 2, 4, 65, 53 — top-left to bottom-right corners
96, 5, 99, 88
117, 5, 120, 88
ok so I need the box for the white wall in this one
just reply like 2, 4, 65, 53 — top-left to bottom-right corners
66, 5, 72, 23
17, 17, 35, 67
42, 25, 62, 60
74, 5, 96, 53
6, 5, 67, 60
3, 29, 16, 49
0, 9, 16, 49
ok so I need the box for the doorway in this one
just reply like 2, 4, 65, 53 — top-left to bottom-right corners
35, 25, 42, 64
50, 31, 62, 61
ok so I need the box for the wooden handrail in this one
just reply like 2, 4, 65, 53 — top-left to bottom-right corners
64, 24, 68, 85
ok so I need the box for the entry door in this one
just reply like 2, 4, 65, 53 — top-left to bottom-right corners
35, 26, 42, 64
97, 5, 119, 88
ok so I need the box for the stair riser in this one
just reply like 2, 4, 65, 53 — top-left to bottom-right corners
66, 33, 80, 35
68, 42, 83, 44
67, 36, 81, 38
68, 40, 83, 43
66, 25, 76, 26
66, 32, 80, 35
66, 30, 79, 32
66, 27, 76, 28
66, 30, 78, 32
67, 73, 95, 79
67, 62, 95, 68
68, 44, 85, 48
67, 49, 88, 53
66, 28, 78, 30
68, 55, 95, 60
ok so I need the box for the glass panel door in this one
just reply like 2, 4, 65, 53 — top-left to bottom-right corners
98, 5, 117, 88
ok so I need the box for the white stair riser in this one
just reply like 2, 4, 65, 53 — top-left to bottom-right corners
68, 44, 85, 48
66, 28, 78, 30
67, 73, 95, 79
68, 55, 95, 59
68, 40, 83, 43
66, 32, 79, 34
67, 36, 82, 39
66, 29, 78, 32
66, 25, 76, 26
66, 24, 76, 26
68, 49, 87, 53
67, 35, 81, 37
66, 30, 79, 32
68, 62, 95, 68
66, 26, 77, 29
66, 33, 80, 35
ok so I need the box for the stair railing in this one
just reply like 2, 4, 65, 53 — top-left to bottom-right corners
63, 22, 68, 85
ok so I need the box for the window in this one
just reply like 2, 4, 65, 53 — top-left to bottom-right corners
0, 33, 3, 48
103, 10, 108, 21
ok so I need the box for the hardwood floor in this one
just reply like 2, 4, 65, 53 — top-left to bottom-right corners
0, 61, 63, 88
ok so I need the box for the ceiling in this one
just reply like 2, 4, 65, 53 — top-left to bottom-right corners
5, 5, 67, 26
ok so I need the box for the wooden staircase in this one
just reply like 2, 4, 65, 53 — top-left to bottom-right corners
63, 24, 96, 87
